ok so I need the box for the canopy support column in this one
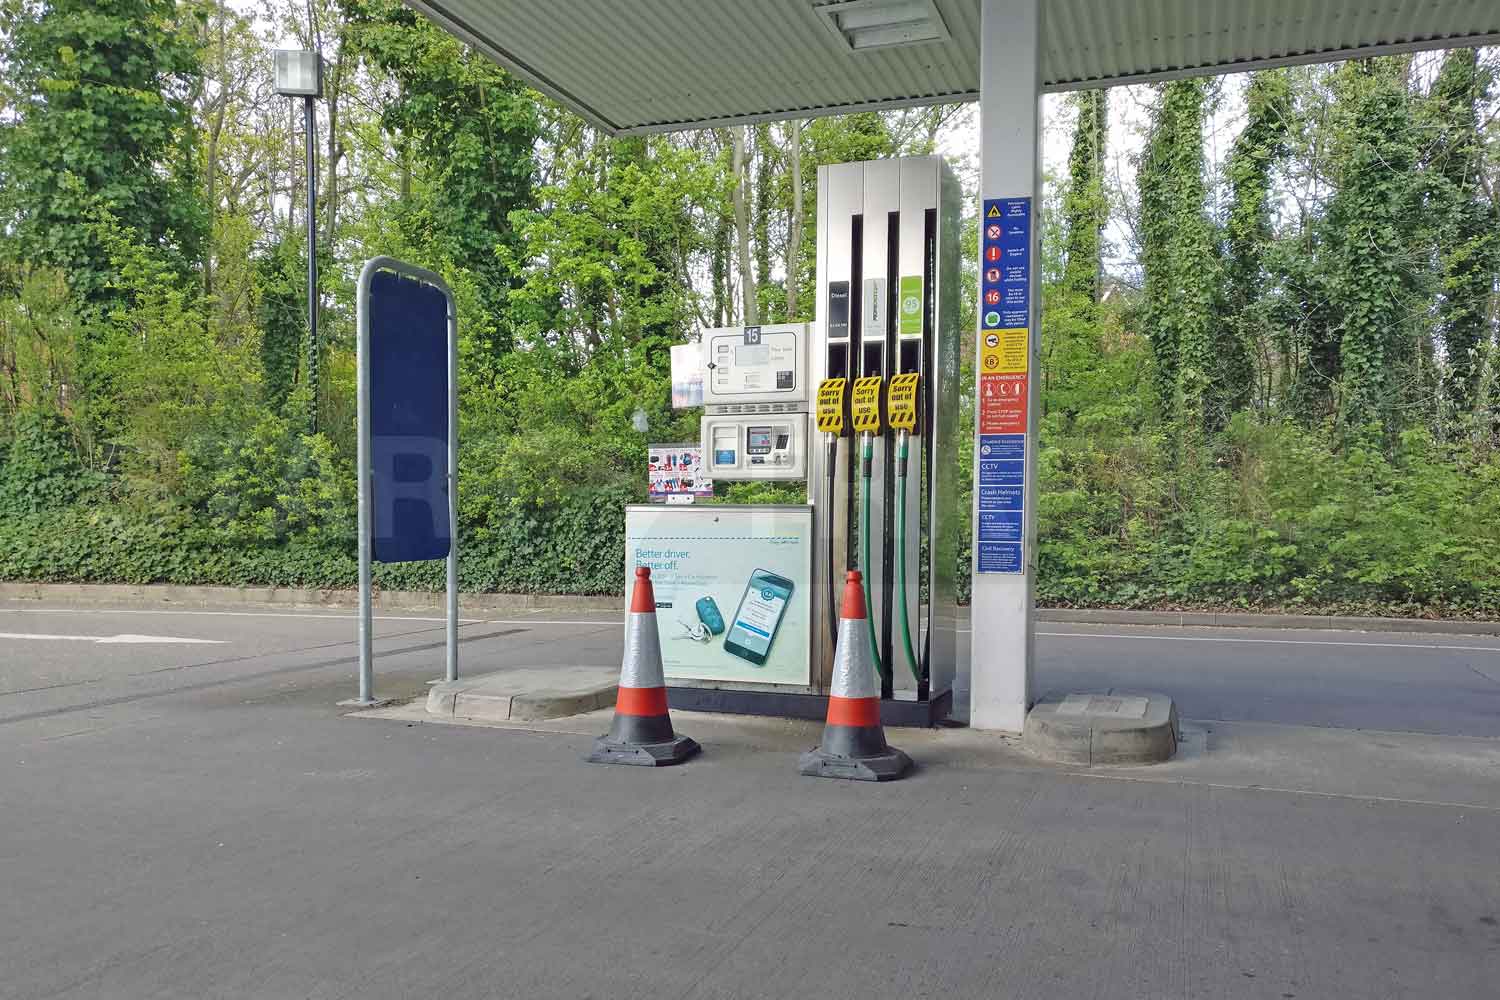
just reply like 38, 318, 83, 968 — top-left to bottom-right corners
968, 0, 1041, 731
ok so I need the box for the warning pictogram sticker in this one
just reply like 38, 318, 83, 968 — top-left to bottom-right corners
979, 372, 1028, 434
980, 328, 1028, 374
987, 203, 1002, 218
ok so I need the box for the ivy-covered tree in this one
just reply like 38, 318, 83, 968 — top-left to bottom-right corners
1424, 49, 1499, 429
1139, 79, 1222, 442
1062, 88, 1107, 305
254, 239, 305, 414
342, 0, 539, 358
0, 0, 207, 305
1222, 71, 1292, 417
1314, 58, 1427, 443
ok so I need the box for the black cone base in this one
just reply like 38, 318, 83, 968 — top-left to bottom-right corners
587, 733, 700, 767
798, 744, 912, 782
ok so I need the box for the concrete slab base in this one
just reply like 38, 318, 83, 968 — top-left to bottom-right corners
337, 697, 394, 710
1023, 690, 1179, 765
426, 666, 617, 722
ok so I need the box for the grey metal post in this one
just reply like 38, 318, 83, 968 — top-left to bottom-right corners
354, 261, 374, 706
445, 288, 460, 683
305, 95, 319, 436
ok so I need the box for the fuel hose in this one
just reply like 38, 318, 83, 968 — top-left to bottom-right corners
860, 434, 888, 683
894, 430, 921, 683
825, 434, 838, 644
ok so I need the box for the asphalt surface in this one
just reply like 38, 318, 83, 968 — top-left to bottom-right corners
1, 601, 1498, 998
5, 602, 1498, 736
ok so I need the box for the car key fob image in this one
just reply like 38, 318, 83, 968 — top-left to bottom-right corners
695, 596, 725, 635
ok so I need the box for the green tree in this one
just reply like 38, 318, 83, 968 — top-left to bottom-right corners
1223, 71, 1293, 417
1139, 79, 1222, 442
1061, 88, 1107, 305
254, 238, 305, 414
0, 0, 207, 304
1424, 49, 1499, 429
342, 0, 539, 358
1314, 58, 1426, 443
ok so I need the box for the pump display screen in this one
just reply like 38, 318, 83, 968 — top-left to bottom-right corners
746, 427, 773, 455
736, 343, 770, 367
725, 569, 794, 663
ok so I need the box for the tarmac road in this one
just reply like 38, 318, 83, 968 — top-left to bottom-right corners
1, 600, 1498, 999
3, 601, 1499, 737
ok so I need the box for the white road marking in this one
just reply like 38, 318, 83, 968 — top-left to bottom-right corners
2, 607, 1495, 652
1036, 631, 1500, 655
0, 632, 225, 645
0, 608, 461, 623
0, 607, 621, 628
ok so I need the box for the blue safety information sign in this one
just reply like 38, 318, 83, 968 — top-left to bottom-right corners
368, 270, 451, 563
977, 197, 1032, 578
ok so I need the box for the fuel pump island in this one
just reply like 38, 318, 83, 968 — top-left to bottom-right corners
626, 156, 964, 725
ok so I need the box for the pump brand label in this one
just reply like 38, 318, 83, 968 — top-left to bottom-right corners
827, 281, 850, 339
887, 373, 920, 432
850, 376, 884, 434
862, 278, 887, 340
815, 378, 847, 435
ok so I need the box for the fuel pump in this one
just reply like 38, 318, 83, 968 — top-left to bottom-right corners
810, 155, 962, 718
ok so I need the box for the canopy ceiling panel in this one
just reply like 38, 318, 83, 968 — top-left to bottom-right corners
403, 1, 1500, 134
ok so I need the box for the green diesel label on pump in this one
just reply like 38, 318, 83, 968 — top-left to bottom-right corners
850, 376, 884, 434
898, 276, 923, 337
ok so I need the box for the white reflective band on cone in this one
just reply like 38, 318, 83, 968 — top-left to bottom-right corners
829, 616, 879, 700
619, 611, 666, 689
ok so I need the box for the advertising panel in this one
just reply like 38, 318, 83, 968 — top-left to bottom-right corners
625, 505, 813, 687
647, 443, 712, 503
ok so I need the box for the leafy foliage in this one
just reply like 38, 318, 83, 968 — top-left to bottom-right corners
0, 0, 206, 304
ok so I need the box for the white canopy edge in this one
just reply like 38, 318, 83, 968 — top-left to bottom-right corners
406, 1, 1499, 136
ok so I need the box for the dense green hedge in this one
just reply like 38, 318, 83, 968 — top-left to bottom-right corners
7, 413, 1500, 616
0, 487, 634, 596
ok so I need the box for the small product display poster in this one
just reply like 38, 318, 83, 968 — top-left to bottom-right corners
625, 505, 813, 686
647, 444, 713, 503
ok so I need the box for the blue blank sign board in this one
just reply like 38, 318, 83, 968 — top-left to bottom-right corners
369, 270, 450, 563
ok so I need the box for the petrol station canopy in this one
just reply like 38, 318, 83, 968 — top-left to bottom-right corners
402, 0, 1500, 134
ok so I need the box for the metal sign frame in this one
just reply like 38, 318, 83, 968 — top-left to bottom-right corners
350, 257, 459, 706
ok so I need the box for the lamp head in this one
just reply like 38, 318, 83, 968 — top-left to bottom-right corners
273, 49, 323, 98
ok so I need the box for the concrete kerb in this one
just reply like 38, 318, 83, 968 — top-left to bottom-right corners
3, 583, 1500, 637
426, 666, 618, 723
0, 582, 622, 614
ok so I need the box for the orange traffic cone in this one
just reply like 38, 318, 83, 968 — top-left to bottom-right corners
588, 567, 701, 766
799, 570, 913, 781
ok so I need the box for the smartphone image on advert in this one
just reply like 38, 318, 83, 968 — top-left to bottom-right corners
723, 569, 794, 666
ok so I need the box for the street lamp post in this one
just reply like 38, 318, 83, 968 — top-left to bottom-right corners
274, 49, 324, 436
